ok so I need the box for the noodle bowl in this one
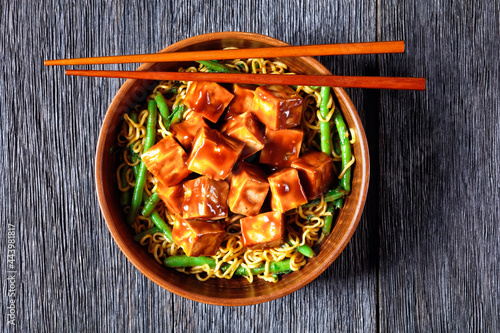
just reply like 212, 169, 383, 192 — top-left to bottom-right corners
96, 32, 369, 305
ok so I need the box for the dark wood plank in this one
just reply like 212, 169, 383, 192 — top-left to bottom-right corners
1, 0, 379, 332
2, 0, 498, 332
377, 0, 500, 331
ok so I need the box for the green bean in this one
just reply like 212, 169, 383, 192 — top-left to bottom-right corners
143, 100, 158, 151
334, 198, 344, 210
119, 165, 131, 207
133, 226, 161, 242
332, 134, 342, 157
150, 210, 173, 242
127, 113, 141, 177
130, 150, 140, 178
286, 240, 315, 258
294, 244, 315, 258
139, 192, 173, 241
333, 108, 353, 193
153, 93, 170, 128
319, 86, 332, 156
232, 259, 292, 276
127, 100, 157, 224
304, 187, 349, 207
196, 60, 239, 73
322, 204, 335, 237
141, 192, 160, 217
164, 256, 293, 277
164, 256, 216, 268
165, 104, 185, 129
129, 112, 138, 123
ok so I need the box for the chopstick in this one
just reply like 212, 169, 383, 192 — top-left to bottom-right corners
65, 69, 426, 90
45, 41, 404, 66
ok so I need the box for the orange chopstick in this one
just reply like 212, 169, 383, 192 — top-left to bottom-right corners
65, 69, 425, 90
45, 41, 404, 66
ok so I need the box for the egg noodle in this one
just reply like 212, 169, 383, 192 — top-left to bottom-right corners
116, 57, 354, 283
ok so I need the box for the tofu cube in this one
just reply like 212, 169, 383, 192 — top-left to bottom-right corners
141, 136, 191, 187
268, 168, 308, 213
187, 127, 243, 181
170, 111, 209, 152
156, 181, 184, 215
172, 217, 226, 257
240, 211, 285, 249
228, 162, 270, 216
224, 84, 257, 120
253, 85, 303, 130
291, 151, 334, 200
259, 128, 303, 167
183, 81, 234, 123
182, 176, 229, 220
220, 112, 265, 159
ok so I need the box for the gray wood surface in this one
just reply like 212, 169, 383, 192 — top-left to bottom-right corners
1, 0, 498, 332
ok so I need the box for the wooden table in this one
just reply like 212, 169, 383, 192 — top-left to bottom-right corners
2, 0, 498, 331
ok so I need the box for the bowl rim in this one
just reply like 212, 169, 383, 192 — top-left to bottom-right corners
95, 31, 370, 306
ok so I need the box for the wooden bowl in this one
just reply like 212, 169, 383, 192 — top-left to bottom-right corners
95, 32, 370, 306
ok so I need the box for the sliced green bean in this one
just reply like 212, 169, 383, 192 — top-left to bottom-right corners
141, 192, 160, 217
150, 210, 173, 242
164, 256, 216, 268
333, 108, 353, 193
233, 259, 292, 276
143, 100, 158, 151
133, 226, 161, 242
286, 240, 315, 258
334, 198, 344, 210
153, 93, 170, 128
319, 86, 332, 156
129, 149, 140, 178
294, 244, 315, 258
164, 256, 292, 277
196, 60, 239, 73
127, 100, 157, 224
165, 104, 185, 129
322, 204, 335, 237
304, 187, 349, 207
139, 192, 173, 241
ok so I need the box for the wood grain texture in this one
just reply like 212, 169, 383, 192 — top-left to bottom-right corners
377, 0, 500, 332
0, 0, 497, 332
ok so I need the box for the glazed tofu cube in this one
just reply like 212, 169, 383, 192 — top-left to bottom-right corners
224, 84, 257, 120
253, 85, 303, 130
240, 211, 285, 249
291, 151, 334, 200
183, 81, 234, 123
268, 168, 308, 213
228, 162, 270, 216
187, 127, 244, 181
156, 182, 184, 215
170, 111, 209, 152
172, 217, 226, 257
220, 112, 265, 159
182, 176, 229, 220
141, 136, 191, 187
259, 128, 303, 167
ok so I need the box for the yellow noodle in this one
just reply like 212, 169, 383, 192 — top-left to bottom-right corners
338, 155, 356, 180
349, 128, 357, 144
116, 56, 354, 283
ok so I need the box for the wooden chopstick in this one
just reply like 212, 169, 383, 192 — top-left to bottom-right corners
45, 41, 404, 66
65, 69, 426, 90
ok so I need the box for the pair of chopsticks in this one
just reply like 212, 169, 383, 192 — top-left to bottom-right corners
45, 41, 425, 90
